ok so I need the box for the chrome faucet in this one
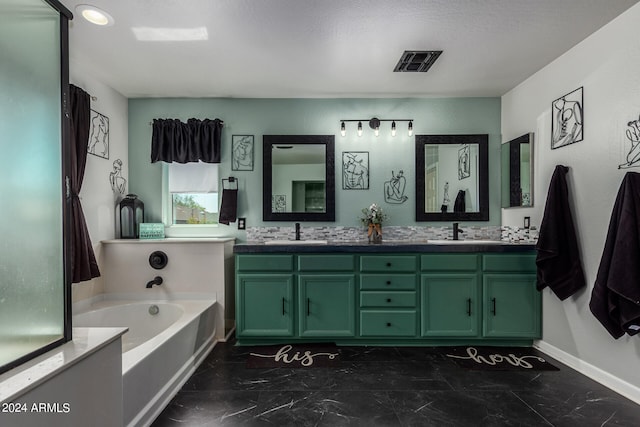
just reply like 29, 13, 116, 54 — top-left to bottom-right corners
452, 223, 464, 240
146, 276, 163, 288
295, 222, 301, 240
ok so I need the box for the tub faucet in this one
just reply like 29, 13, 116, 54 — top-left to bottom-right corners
295, 222, 301, 240
146, 276, 163, 288
453, 223, 464, 240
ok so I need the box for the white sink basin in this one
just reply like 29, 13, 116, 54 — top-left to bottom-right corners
264, 239, 328, 245
427, 239, 503, 245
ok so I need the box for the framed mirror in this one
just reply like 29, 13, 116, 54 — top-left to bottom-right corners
263, 135, 335, 221
415, 134, 489, 221
501, 133, 534, 208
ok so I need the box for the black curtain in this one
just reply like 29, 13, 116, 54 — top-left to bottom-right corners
69, 84, 100, 283
151, 118, 223, 163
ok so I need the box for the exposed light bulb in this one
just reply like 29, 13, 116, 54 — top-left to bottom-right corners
408, 121, 413, 137
340, 121, 346, 137
357, 121, 363, 137
391, 121, 397, 137
374, 126, 379, 137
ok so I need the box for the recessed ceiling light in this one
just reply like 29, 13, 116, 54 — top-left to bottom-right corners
75, 4, 114, 26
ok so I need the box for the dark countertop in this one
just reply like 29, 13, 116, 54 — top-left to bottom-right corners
234, 240, 536, 254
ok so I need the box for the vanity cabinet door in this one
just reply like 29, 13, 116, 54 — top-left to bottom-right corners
236, 274, 294, 337
298, 275, 356, 337
482, 274, 540, 338
421, 274, 480, 337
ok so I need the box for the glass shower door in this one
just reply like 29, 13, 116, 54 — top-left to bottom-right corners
0, 0, 70, 374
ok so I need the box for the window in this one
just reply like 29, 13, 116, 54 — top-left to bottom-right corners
164, 162, 219, 226
171, 193, 218, 224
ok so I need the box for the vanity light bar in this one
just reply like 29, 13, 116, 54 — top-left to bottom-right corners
340, 118, 413, 137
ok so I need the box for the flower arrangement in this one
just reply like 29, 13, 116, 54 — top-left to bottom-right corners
360, 203, 388, 226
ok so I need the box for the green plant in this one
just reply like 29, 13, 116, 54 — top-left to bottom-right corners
359, 203, 388, 225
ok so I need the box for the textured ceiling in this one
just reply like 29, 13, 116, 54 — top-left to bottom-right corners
59, 0, 639, 98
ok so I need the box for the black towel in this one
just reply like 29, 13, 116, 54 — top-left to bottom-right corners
218, 188, 238, 225
453, 190, 466, 212
535, 165, 585, 300
590, 172, 640, 338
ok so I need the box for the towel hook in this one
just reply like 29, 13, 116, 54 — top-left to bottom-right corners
222, 176, 238, 190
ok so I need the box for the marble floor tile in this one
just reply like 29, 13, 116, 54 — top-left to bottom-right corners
152, 339, 640, 426
389, 390, 551, 426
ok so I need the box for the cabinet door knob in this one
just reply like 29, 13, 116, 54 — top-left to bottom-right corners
386, 262, 392, 267
386, 322, 391, 327
386, 298, 392, 303
386, 280, 391, 285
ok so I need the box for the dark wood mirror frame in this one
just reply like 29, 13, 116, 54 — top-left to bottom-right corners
501, 133, 534, 208
415, 134, 489, 221
263, 135, 335, 222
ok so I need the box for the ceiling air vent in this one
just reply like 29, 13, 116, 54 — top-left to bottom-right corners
393, 50, 442, 72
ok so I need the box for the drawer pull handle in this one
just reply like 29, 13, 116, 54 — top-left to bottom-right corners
467, 298, 471, 316
386, 298, 392, 303
307, 298, 311, 316
386, 280, 391, 285
282, 297, 285, 316
386, 322, 391, 327
491, 298, 496, 316
386, 262, 392, 267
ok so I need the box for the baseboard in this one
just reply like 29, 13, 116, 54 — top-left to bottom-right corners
221, 326, 236, 342
534, 340, 640, 405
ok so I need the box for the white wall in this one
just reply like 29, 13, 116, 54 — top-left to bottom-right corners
502, 3, 640, 398
70, 60, 129, 301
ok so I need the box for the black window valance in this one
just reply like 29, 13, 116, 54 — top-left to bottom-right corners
151, 118, 223, 163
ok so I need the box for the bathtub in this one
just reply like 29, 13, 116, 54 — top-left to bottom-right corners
74, 298, 217, 427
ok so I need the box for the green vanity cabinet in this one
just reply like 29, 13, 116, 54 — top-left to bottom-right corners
235, 249, 539, 345
482, 254, 540, 338
298, 274, 356, 337
483, 274, 539, 337
236, 254, 356, 340
421, 274, 480, 336
236, 274, 294, 337
359, 255, 418, 337
420, 253, 540, 340
420, 254, 481, 337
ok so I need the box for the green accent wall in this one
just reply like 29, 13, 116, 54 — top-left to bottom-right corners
128, 97, 501, 240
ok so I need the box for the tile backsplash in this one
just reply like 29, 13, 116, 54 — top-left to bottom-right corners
501, 225, 539, 243
246, 225, 505, 242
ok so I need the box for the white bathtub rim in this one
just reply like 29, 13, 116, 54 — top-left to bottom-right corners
130, 334, 218, 427
73, 297, 216, 374
72, 292, 217, 315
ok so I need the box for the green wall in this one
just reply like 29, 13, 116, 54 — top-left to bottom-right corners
128, 97, 501, 240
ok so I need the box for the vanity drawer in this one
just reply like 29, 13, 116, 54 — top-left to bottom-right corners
360, 291, 416, 308
359, 274, 417, 290
360, 310, 417, 337
421, 254, 479, 272
298, 255, 355, 271
236, 255, 293, 272
360, 255, 417, 272
482, 254, 536, 272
